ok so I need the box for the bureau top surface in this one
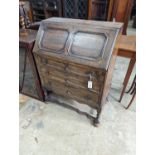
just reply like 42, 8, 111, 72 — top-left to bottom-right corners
33, 18, 123, 70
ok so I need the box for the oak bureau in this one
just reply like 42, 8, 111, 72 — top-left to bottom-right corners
33, 18, 123, 126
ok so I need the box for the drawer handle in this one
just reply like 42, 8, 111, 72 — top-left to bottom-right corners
71, 71, 96, 79
84, 95, 92, 100
65, 80, 69, 87
66, 90, 71, 95
64, 64, 71, 73
64, 65, 96, 79
41, 58, 48, 64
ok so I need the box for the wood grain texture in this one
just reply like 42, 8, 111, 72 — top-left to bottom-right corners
33, 18, 123, 70
33, 18, 123, 126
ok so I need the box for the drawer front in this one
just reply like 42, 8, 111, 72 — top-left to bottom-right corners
35, 55, 105, 93
34, 55, 105, 108
39, 65, 102, 94
43, 77, 99, 108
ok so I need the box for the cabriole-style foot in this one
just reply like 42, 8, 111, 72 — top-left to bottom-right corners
93, 118, 100, 127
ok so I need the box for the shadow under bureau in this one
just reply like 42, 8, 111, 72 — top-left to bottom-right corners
33, 18, 123, 126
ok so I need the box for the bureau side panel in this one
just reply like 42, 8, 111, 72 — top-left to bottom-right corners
100, 48, 118, 106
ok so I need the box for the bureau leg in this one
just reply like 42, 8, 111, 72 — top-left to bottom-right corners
93, 96, 107, 127
93, 106, 102, 127
93, 117, 100, 127
43, 88, 51, 102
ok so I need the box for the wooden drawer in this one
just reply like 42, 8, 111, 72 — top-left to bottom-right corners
43, 78, 99, 108
35, 55, 105, 93
37, 55, 105, 79
40, 65, 102, 93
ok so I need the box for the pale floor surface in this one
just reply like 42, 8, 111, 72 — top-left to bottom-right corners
20, 56, 136, 155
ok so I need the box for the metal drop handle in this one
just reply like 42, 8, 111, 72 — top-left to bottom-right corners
66, 90, 71, 95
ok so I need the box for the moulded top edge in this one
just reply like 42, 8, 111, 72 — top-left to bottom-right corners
41, 17, 124, 30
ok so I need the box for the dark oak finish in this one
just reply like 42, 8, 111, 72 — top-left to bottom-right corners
19, 29, 44, 101
33, 18, 123, 126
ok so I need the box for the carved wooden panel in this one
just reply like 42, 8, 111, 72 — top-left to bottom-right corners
69, 31, 107, 60
39, 28, 69, 52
